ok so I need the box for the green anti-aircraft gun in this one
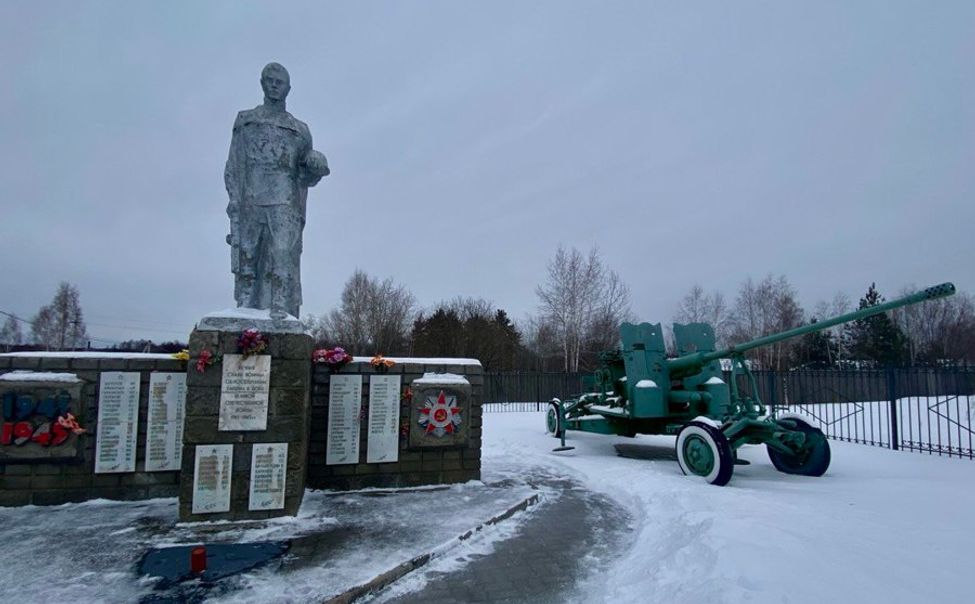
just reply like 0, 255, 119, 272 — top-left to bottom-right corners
546, 282, 956, 485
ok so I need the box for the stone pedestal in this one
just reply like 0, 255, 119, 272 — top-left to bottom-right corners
178, 324, 312, 521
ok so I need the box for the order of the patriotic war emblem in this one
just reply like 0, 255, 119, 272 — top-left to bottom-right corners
418, 390, 462, 437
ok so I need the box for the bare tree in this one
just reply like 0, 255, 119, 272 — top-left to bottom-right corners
674, 285, 731, 347
535, 245, 632, 372
314, 269, 417, 355
809, 292, 852, 364
0, 315, 24, 351
519, 315, 563, 372
31, 282, 89, 351
727, 275, 804, 370
892, 286, 975, 363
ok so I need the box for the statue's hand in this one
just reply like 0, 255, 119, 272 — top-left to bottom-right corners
302, 150, 330, 178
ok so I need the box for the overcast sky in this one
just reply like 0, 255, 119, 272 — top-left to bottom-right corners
1, 1, 972, 345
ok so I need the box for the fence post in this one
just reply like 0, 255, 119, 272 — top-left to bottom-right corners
887, 366, 899, 451
766, 372, 777, 415
535, 372, 541, 410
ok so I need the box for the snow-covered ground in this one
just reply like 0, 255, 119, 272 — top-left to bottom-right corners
0, 482, 538, 603
2, 411, 973, 603
487, 411, 975, 603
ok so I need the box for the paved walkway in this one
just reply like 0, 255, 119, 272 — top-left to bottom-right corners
376, 471, 633, 604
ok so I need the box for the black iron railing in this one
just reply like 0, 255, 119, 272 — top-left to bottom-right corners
482, 367, 975, 459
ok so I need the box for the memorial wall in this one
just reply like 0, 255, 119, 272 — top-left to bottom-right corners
0, 353, 185, 507
0, 351, 483, 509
308, 359, 483, 491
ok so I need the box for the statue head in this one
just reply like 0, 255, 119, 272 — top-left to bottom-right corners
260, 62, 291, 103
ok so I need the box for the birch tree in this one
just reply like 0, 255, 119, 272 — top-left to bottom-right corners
535, 245, 632, 372
31, 282, 89, 351
674, 285, 731, 347
312, 269, 417, 354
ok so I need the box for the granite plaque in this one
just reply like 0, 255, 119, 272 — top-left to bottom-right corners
94, 372, 140, 473
367, 375, 401, 464
248, 442, 288, 511
219, 354, 271, 431
145, 372, 186, 472
409, 373, 471, 449
0, 373, 85, 463
192, 443, 233, 514
326, 374, 362, 465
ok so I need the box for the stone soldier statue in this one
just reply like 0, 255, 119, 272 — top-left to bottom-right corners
224, 62, 329, 320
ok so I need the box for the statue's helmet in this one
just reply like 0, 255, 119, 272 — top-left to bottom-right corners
302, 150, 330, 177
261, 62, 291, 101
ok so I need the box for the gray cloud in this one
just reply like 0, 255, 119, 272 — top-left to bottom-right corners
1, 1, 972, 344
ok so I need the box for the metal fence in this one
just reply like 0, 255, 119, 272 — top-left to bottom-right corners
481, 367, 975, 459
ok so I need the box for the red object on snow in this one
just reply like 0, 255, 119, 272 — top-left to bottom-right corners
190, 546, 207, 574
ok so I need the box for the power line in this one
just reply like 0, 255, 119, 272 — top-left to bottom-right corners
0, 310, 34, 325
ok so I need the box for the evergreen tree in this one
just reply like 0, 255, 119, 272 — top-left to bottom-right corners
412, 308, 463, 357
791, 319, 835, 368
843, 283, 909, 366
411, 304, 522, 371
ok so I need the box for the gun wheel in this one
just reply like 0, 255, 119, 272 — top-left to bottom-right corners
676, 421, 734, 486
545, 402, 564, 438
767, 418, 831, 477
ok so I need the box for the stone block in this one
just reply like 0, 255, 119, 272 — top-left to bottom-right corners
11, 357, 41, 370
329, 464, 356, 476
397, 460, 421, 473
61, 462, 90, 475
186, 363, 223, 388
268, 333, 313, 360
98, 359, 128, 371
0, 475, 31, 489
38, 357, 71, 371
90, 487, 148, 502
154, 359, 186, 372
0, 490, 31, 507
183, 416, 229, 443
241, 415, 306, 443
33, 489, 94, 506
120, 473, 174, 487
32, 474, 90, 489
270, 360, 310, 389
146, 485, 180, 498
185, 387, 221, 416
442, 470, 476, 484
3, 464, 33, 476
31, 464, 62, 476
270, 387, 308, 416
92, 474, 121, 487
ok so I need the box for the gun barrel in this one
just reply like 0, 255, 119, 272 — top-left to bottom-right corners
668, 282, 955, 374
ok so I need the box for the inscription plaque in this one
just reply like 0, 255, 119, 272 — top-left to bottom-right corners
326, 374, 361, 465
145, 372, 186, 472
367, 375, 401, 464
192, 443, 233, 514
248, 442, 288, 511
219, 354, 271, 431
94, 372, 140, 473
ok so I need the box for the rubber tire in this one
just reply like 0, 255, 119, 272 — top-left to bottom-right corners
545, 402, 564, 438
675, 421, 734, 486
767, 417, 831, 477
